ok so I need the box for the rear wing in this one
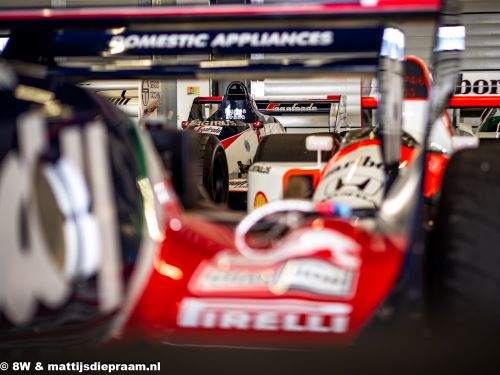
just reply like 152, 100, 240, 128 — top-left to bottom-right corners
448, 96, 500, 108
362, 96, 500, 109
449, 73, 500, 135
190, 96, 343, 114
255, 97, 341, 115
188, 95, 347, 133
450, 71, 500, 108
361, 93, 500, 135
0, 2, 441, 81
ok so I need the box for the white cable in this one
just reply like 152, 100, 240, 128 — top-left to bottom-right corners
234, 200, 315, 261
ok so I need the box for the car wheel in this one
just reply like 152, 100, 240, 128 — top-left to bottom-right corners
199, 134, 229, 203
426, 142, 500, 335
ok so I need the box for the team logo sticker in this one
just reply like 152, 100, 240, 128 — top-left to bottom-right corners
314, 144, 385, 210
141, 80, 149, 107
194, 125, 223, 136
189, 257, 357, 298
253, 191, 268, 208
189, 120, 238, 127
229, 179, 248, 192
266, 103, 318, 112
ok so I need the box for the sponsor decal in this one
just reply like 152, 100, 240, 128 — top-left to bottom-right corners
194, 125, 223, 136
141, 80, 149, 107
189, 120, 238, 127
322, 154, 384, 202
253, 191, 268, 208
403, 57, 429, 99
324, 155, 383, 178
190, 258, 356, 298
315, 145, 384, 209
140, 80, 161, 117
225, 107, 247, 120
256, 101, 333, 114
229, 179, 248, 192
455, 73, 500, 96
266, 103, 318, 112
143, 99, 160, 115
109, 30, 334, 51
56, 27, 383, 57
249, 165, 271, 174
177, 298, 351, 333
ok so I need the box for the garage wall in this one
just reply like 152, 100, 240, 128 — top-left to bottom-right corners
398, 0, 500, 72
461, 13, 500, 71
248, 20, 437, 129
397, 21, 435, 66
176, 79, 211, 128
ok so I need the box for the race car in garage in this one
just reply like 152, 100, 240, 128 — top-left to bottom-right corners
248, 56, 452, 212
1, 0, 484, 355
185, 92, 348, 209
182, 81, 285, 208
187, 94, 349, 134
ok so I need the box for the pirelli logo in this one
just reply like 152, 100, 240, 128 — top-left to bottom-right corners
177, 298, 351, 333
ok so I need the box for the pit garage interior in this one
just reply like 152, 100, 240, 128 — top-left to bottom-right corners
5, 0, 496, 129
2, 0, 500, 373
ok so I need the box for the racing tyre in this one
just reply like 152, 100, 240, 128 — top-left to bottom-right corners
199, 134, 229, 204
427, 142, 500, 335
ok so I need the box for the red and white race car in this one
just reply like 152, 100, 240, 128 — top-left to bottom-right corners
184, 88, 348, 209
182, 81, 285, 208
248, 56, 453, 212
3, 1, 486, 359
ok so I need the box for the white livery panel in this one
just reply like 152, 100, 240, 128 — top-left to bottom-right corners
225, 129, 259, 179
313, 143, 385, 210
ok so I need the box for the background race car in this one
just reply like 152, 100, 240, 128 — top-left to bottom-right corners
183, 81, 285, 209
187, 95, 349, 210
187, 94, 349, 134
